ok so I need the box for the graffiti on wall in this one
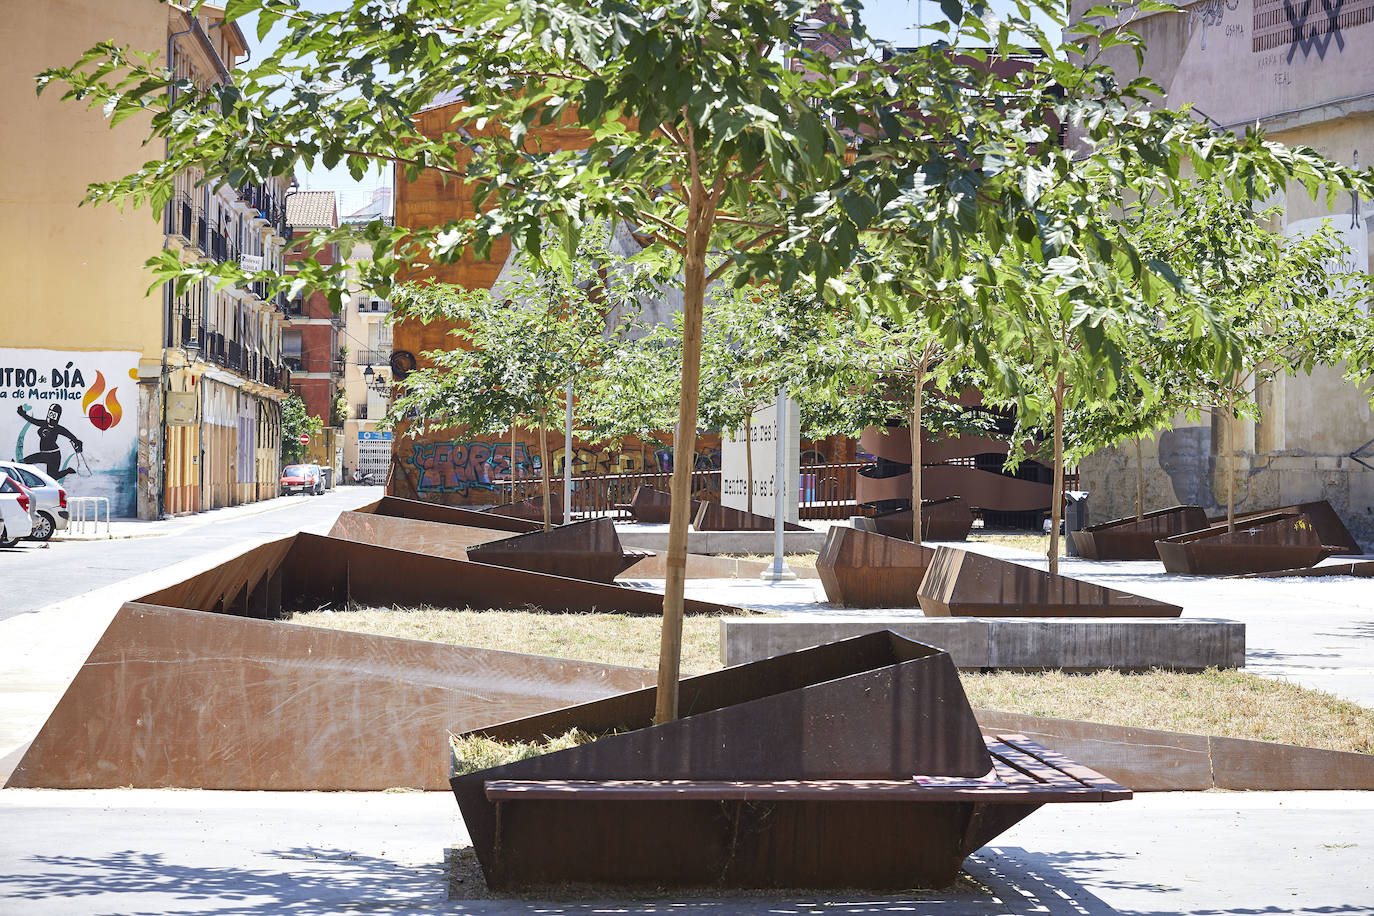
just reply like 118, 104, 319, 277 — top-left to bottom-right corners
1285, 0, 1347, 62
0, 349, 140, 517
405, 438, 722, 497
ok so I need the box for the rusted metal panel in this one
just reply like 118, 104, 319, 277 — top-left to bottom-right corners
918, 546, 1182, 617
329, 510, 514, 560
5, 602, 653, 790
451, 632, 1129, 890
1209, 500, 1362, 556
359, 495, 542, 532
817, 527, 936, 607
1071, 506, 1209, 560
467, 518, 646, 583
692, 501, 807, 531
487, 494, 564, 525
625, 487, 677, 523
144, 533, 741, 617
861, 496, 974, 541
1156, 512, 1344, 576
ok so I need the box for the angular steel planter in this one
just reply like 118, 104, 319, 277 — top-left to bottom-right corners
467, 518, 648, 583
487, 493, 565, 525
359, 495, 541, 532
1070, 506, 1209, 561
450, 632, 1130, 890
817, 526, 936, 607
1156, 511, 1345, 576
918, 546, 1182, 617
1209, 500, 1362, 556
693, 501, 808, 531
860, 496, 974, 542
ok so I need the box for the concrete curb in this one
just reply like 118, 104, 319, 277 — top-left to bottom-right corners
720, 616, 1245, 671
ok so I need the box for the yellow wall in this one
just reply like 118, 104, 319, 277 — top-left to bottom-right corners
0, 0, 168, 358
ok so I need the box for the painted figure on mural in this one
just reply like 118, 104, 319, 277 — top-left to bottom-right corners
16, 404, 84, 481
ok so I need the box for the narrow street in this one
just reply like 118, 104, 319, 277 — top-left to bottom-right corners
0, 486, 383, 621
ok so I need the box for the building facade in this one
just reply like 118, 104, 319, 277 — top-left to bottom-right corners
2, 1, 291, 519
283, 190, 342, 427
1073, 0, 1374, 547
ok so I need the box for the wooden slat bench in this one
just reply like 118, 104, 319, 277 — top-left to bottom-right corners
485, 735, 1129, 806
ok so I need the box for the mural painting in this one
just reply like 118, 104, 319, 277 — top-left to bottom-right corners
0, 349, 140, 517
399, 432, 721, 503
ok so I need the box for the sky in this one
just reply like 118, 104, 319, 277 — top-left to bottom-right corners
239, 1, 1051, 212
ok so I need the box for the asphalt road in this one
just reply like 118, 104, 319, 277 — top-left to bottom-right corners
0, 486, 384, 622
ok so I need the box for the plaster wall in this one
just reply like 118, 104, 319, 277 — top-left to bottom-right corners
0, 0, 167, 358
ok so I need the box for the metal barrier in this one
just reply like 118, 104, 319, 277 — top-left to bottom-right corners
68, 496, 111, 538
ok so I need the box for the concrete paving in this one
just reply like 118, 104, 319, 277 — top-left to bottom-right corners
1, 788, 1371, 914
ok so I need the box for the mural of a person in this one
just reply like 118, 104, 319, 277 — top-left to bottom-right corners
16, 404, 83, 481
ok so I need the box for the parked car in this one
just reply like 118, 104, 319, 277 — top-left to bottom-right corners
0, 461, 69, 541
280, 464, 323, 495
0, 477, 35, 547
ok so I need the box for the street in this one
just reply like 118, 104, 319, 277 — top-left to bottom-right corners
0, 486, 384, 622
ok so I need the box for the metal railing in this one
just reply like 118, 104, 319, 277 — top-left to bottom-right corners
501, 468, 723, 519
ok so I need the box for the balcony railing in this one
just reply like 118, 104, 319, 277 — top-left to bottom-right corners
166, 193, 194, 241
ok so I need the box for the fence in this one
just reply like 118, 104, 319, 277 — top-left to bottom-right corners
68, 496, 111, 538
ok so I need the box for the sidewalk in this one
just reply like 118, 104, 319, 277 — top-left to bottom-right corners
55, 490, 324, 540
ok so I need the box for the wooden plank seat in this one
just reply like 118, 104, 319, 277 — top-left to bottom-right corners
485, 735, 1129, 805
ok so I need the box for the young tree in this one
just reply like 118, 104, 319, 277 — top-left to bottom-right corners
280, 392, 322, 464
389, 225, 654, 529
42, 0, 1374, 720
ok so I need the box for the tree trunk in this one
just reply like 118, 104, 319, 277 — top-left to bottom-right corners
745, 414, 753, 515
1226, 400, 1236, 532
656, 197, 713, 725
539, 423, 552, 532
1049, 373, 1066, 576
910, 370, 924, 543
1134, 436, 1144, 521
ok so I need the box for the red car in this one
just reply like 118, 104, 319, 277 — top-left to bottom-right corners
280, 464, 323, 495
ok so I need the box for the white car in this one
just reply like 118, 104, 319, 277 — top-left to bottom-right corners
0, 477, 35, 547
0, 461, 68, 541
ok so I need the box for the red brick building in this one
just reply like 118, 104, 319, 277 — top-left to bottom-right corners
283, 190, 341, 423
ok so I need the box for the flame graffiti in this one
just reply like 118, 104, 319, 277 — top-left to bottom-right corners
83, 372, 123, 431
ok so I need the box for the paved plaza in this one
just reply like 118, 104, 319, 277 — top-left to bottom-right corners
1, 504, 1372, 914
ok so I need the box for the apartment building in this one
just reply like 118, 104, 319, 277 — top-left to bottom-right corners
283, 191, 342, 428
1, 2, 291, 518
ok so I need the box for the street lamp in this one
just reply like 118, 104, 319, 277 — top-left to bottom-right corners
362, 364, 390, 394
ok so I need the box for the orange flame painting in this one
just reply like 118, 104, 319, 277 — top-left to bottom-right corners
83, 372, 123, 431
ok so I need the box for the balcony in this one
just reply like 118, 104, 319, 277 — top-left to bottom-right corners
195, 214, 209, 255
166, 193, 194, 242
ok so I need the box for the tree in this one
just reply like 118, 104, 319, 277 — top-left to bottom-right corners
42, 0, 1374, 721
389, 224, 655, 529
280, 392, 322, 464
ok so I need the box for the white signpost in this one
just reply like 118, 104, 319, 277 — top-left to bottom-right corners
721, 397, 800, 524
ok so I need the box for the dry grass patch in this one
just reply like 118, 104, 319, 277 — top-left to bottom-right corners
963, 668, 1374, 754
968, 532, 1064, 556
727, 552, 820, 569
288, 608, 1374, 755
288, 606, 727, 676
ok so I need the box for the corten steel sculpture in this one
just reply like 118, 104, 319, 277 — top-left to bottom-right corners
487, 493, 565, 525
467, 519, 651, 583
1070, 506, 1209, 561
358, 495, 542, 533
450, 631, 1130, 890
692, 501, 807, 531
1155, 511, 1345, 576
330, 510, 516, 560
860, 496, 974, 541
817, 527, 937, 607
137, 532, 739, 616
1208, 500, 1362, 556
918, 546, 1182, 617
6, 602, 653, 790
622, 487, 679, 523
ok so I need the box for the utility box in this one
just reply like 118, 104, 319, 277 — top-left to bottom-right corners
1063, 491, 1089, 557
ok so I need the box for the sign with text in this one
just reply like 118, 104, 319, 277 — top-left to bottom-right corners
0, 348, 140, 517
721, 398, 800, 524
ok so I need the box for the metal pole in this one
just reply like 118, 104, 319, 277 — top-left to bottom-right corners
564, 382, 573, 520
761, 390, 796, 582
